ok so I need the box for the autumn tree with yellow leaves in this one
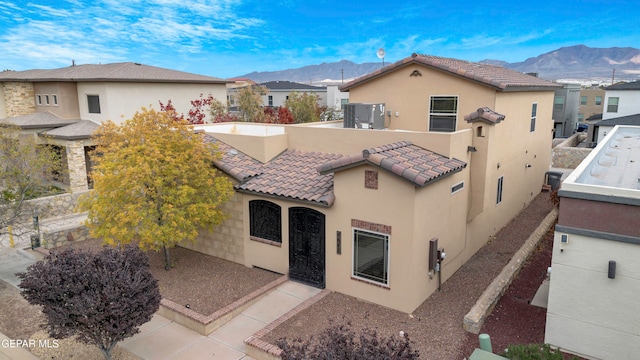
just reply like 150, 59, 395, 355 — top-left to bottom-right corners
79, 108, 233, 269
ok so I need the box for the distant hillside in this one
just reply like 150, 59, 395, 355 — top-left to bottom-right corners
501, 45, 640, 80
238, 45, 640, 83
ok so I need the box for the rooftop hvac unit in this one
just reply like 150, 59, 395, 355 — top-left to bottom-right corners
343, 103, 385, 129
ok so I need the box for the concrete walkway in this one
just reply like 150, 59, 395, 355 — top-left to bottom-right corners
0, 244, 321, 360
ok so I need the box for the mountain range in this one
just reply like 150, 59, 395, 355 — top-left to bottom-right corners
239, 45, 640, 84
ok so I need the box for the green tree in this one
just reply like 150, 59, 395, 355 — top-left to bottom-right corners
209, 97, 240, 123
78, 108, 234, 269
18, 245, 160, 360
285, 91, 321, 123
237, 85, 267, 122
0, 122, 63, 239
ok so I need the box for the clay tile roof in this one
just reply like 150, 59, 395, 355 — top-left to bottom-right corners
203, 135, 264, 182
319, 141, 467, 187
236, 149, 343, 207
464, 107, 506, 124
340, 54, 561, 92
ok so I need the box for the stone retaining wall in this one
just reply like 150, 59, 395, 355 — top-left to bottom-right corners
42, 223, 89, 249
551, 133, 592, 169
16, 191, 88, 224
463, 207, 559, 334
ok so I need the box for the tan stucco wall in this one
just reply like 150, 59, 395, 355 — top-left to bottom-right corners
76, 82, 228, 124
1, 82, 35, 118
34, 82, 80, 119
181, 177, 245, 264
242, 194, 328, 275
346, 64, 496, 132
546, 232, 640, 360
212, 131, 288, 163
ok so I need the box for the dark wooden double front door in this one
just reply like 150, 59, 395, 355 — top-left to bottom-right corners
288, 207, 325, 289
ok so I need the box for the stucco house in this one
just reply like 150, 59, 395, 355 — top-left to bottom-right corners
0, 62, 229, 192
227, 80, 328, 109
184, 53, 561, 313
602, 80, 640, 120
546, 125, 640, 360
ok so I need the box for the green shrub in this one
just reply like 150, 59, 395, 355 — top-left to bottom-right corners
501, 343, 579, 360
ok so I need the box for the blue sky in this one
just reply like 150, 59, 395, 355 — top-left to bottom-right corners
0, 0, 638, 79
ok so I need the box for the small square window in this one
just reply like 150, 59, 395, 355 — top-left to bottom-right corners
595, 96, 602, 106
580, 96, 587, 105
87, 95, 101, 114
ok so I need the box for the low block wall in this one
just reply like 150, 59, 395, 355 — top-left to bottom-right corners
463, 207, 558, 334
551, 133, 592, 169
42, 224, 89, 249
158, 275, 288, 336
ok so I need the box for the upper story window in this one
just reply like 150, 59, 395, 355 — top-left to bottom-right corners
496, 176, 504, 205
580, 96, 587, 105
249, 200, 282, 243
44, 95, 50, 105
228, 94, 235, 105
268, 95, 273, 106
607, 97, 619, 113
35, 94, 42, 105
554, 96, 565, 111
87, 95, 101, 114
429, 96, 458, 132
52, 94, 58, 106
595, 96, 602, 105
530, 103, 537, 132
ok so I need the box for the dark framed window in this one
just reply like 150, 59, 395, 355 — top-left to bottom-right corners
429, 96, 458, 132
268, 95, 273, 106
353, 229, 389, 285
607, 97, 619, 113
87, 95, 101, 114
595, 96, 602, 106
580, 96, 587, 105
451, 182, 464, 194
249, 200, 281, 243
496, 176, 504, 205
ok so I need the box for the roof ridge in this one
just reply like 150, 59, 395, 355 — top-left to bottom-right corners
363, 141, 413, 158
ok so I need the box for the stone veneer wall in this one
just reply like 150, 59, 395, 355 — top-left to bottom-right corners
551, 133, 592, 169
180, 189, 244, 265
66, 141, 89, 192
6, 191, 88, 225
3, 82, 36, 117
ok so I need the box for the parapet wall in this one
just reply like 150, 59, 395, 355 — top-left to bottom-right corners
551, 133, 592, 169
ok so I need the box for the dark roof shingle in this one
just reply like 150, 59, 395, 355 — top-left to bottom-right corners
605, 81, 640, 91
340, 54, 561, 92
318, 141, 467, 187
260, 80, 325, 91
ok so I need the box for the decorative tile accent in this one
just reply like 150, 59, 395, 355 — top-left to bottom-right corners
351, 219, 391, 235
364, 170, 378, 189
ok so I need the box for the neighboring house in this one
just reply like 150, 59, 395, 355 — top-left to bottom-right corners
0, 62, 229, 192
326, 85, 350, 111
546, 125, 640, 360
591, 113, 640, 143
602, 80, 640, 120
185, 53, 560, 313
552, 83, 581, 137
226, 77, 256, 107
578, 86, 605, 123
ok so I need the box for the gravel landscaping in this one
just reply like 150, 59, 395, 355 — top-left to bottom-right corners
263, 193, 555, 360
0, 192, 557, 360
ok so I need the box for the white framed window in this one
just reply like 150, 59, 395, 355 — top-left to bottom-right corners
353, 228, 389, 286
87, 95, 101, 114
35, 94, 42, 105
429, 96, 458, 132
268, 95, 273, 106
44, 95, 50, 105
451, 181, 464, 194
530, 103, 537, 132
607, 97, 619, 113
52, 94, 58, 106
496, 176, 504, 205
